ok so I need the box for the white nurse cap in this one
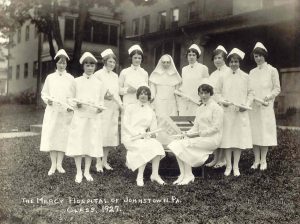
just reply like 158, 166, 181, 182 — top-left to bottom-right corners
189, 44, 201, 55
79, 52, 97, 64
253, 42, 268, 52
215, 45, 227, 54
101, 49, 115, 58
128, 44, 143, 55
227, 48, 245, 60
54, 49, 70, 60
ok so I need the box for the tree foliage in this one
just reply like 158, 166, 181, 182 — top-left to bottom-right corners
0, 0, 155, 75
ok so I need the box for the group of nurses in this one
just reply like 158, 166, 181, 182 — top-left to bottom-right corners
40, 40, 280, 185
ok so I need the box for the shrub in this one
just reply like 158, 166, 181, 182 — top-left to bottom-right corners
285, 107, 297, 117
14, 88, 37, 104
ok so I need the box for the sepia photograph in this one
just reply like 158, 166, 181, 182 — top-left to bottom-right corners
0, 0, 299, 223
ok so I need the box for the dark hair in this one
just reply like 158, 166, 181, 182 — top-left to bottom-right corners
227, 54, 242, 63
136, 86, 151, 101
251, 47, 268, 61
211, 49, 227, 61
103, 54, 117, 65
186, 48, 200, 59
55, 56, 67, 64
129, 50, 144, 64
198, 84, 214, 96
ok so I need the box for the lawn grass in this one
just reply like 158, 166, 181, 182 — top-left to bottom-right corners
0, 104, 44, 133
0, 129, 299, 224
0, 104, 299, 223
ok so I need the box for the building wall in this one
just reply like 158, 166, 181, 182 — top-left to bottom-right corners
8, 20, 38, 94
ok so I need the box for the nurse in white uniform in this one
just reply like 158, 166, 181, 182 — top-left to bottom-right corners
94, 49, 122, 172
123, 86, 166, 187
178, 44, 209, 116
249, 42, 281, 171
40, 49, 74, 176
119, 44, 148, 107
215, 48, 254, 177
206, 45, 230, 169
149, 54, 181, 116
66, 52, 104, 183
168, 82, 223, 185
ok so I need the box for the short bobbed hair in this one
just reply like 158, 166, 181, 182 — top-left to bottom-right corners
227, 54, 242, 63
211, 49, 227, 61
55, 56, 68, 64
186, 48, 200, 59
103, 54, 117, 66
136, 86, 151, 101
198, 84, 214, 96
129, 50, 144, 64
251, 47, 268, 61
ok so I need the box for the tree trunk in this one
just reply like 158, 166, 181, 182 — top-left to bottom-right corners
47, 32, 56, 61
70, 0, 88, 77
52, 0, 64, 49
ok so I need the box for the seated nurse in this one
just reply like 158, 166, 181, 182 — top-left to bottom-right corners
122, 86, 166, 187
168, 82, 224, 185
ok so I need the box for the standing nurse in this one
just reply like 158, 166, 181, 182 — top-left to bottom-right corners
178, 44, 209, 116
119, 44, 148, 107
249, 42, 281, 171
215, 48, 254, 177
40, 49, 74, 176
94, 49, 122, 172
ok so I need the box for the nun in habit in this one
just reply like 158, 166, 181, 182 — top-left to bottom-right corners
206, 45, 230, 169
119, 44, 149, 107
40, 49, 74, 176
215, 48, 254, 177
94, 49, 122, 172
248, 42, 281, 171
66, 52, 104, 183
178, 44, 209, 116
149, 54, 182, 116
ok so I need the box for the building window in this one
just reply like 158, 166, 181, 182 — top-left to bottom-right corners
33, 61, 38, 77
93, 21, 109, 44
142, 15, 150, 34
158, 11, 167, 31
17, 28, 21, 43
24, 63, 28, 79
171, 8, 179, 28
25, 25, 30, 41
83, 20, 92, 42
65, 18, 75, 40
8, 66, 12, 80
109, 25, 118, 46
188, 2, 198, 21
132, 18, 140, 35
16, 65, 20, 80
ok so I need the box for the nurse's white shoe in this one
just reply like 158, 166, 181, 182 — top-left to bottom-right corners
56, 166, 65, 173
150, 175, 166, 185
224, 166, 232, 176
205, 160, 217, 167
48, 167, 56, 176
251, 162, 260, 169
173, 175, 184, 185
260, 161, 267, 170
178, 175, 195, 185
214, 160, 226, 168
84, 172, 94, 182
136, 178, 144, 187
75, 173, 83, 183
96, 163, 103, 173
103, 163, 113, 170
233, 167, 240, 177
